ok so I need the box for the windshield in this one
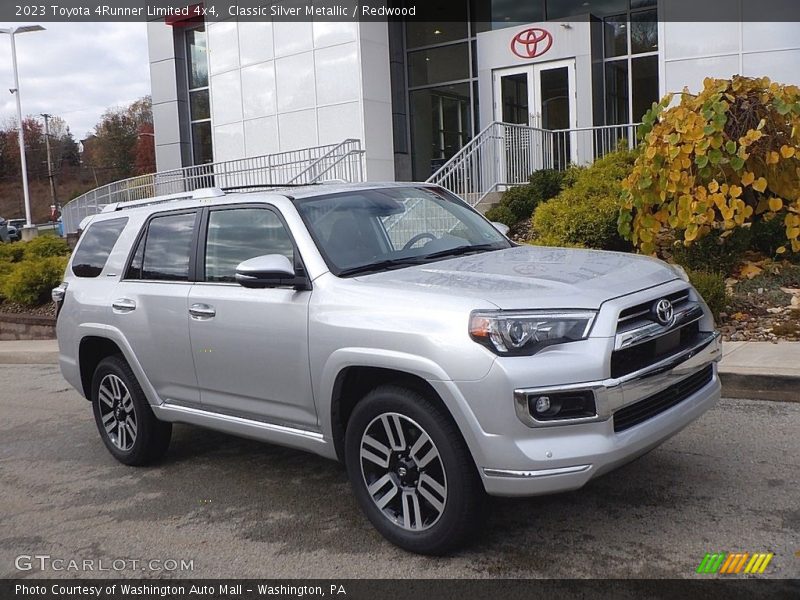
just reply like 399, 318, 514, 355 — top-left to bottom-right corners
294, 186, 511, 276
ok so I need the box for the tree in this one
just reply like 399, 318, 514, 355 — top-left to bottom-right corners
85, 96, 153, 180
619, 76, 800, 254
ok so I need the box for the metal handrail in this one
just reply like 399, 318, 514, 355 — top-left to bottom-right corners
427, 121, 641, 207
62, 140, 365, 233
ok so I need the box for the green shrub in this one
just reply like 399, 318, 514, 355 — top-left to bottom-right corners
687, 270, 728, 320
531, 150, 636, 250
22, 236, 71, 260
0, 243, 26, 263
671, 228, 751, 276
485, 169, 565, 226
750, 216, 787, 257
1, 257, 68, 306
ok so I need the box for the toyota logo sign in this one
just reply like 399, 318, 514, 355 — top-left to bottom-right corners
652, 299, 675, 327
510, 28, 553, 59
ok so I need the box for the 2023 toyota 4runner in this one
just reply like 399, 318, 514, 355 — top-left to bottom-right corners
54, 182, 722, 554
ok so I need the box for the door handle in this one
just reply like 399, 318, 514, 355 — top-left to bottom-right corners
189, 303, 216, 319
111, 298, 136, 313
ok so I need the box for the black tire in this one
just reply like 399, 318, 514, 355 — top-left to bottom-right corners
91, 355, 172, 466
344, 384, 486, 555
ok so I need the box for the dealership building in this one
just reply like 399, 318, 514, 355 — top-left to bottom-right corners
145, 0, 800, 186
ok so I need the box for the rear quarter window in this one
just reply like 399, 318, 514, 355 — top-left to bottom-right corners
71, 217, 128, 278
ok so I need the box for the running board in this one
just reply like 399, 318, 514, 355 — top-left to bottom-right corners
153, 403, 333, 459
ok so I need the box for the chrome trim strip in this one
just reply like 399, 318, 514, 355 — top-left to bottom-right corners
158, 403, 325, 441
483, 465, 592, 479
514, 331, 721, 428
615, 303, 704, 350
617, 294, 689, 325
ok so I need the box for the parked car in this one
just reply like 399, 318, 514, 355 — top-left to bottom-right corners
54, 183, 722, 554
0, 217, 7, 242
5, 218, 25, 241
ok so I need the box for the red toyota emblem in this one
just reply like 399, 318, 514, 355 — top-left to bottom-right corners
510, 28, 553, 59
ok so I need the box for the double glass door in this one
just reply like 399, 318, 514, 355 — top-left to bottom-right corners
493, 59, 577, 172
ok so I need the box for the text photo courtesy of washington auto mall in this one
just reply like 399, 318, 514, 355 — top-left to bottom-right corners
0, 1, 799, 599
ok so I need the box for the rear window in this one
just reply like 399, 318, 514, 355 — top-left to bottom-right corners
125, 212, 197, 281
71, 217, 128, 278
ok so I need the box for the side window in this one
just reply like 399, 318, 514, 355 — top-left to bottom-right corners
205, 208, 294, 283
71, 217, 128, 278
125, 212, 197, 281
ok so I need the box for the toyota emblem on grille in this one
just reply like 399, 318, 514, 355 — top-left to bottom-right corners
653, 298, 674, 326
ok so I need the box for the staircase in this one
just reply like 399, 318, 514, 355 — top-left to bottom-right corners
62, 140, 365, 234
426, 121, 641, 208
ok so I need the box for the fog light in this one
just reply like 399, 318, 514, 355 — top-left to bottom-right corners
534, 396, 551, 414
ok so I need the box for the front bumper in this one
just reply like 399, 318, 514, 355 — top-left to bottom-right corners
441, 331, 722, 497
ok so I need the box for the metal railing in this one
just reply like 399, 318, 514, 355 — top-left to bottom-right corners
62, 139, 365, 233
426, 121, 640, 207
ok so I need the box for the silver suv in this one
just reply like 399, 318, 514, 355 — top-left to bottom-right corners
54, 182, 721, 554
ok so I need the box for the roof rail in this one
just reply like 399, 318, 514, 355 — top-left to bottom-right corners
100, 187, 225, 213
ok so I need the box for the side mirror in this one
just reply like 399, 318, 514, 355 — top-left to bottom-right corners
491, 221, 510, 236
235, 254, 308, 289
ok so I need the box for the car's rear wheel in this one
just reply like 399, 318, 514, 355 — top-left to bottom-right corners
91, 355, 171, 466
344, 384, 486, 554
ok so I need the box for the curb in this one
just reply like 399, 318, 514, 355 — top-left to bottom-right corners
719, 373, 800, 403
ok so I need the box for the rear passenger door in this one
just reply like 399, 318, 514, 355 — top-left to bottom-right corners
114, 210, 200, 405
187, 205, 316, 428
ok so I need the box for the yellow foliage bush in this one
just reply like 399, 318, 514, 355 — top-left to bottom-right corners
620, 76, 800, 255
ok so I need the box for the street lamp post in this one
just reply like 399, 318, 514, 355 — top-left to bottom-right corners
1, 25, 45, 238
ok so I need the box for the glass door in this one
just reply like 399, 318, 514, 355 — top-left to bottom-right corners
533, 59, 577, 169
493, 60, 577, 173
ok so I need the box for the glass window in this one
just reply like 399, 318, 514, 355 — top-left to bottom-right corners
71, 218, 128, 278
605, 60, 629, 125
500, 73, 529, 125
190, 89, 210, 121
186, 26, 208, 89
604, 15, 628, 57
406, 19, 467, 48
205, 209, 294, 282
484, 0, 545, 29
294, 187, 510, 276
408, 44, 471, 88
630, 0, 657, 8
133, 212, 197, 281
631, 55, 659, 122
410, 83, 472, 179
547, 0, 627, 19
191, 122, 213, 165
630, 10, 658, 54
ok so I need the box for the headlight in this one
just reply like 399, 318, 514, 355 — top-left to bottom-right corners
469, 310, 596, 356
670, 263, 690, 282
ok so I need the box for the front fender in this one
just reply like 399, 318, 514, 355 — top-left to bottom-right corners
315, 348, 492, 467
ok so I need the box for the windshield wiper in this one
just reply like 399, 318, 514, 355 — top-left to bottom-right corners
338, 257, 426, 277
421, 243, 502, 261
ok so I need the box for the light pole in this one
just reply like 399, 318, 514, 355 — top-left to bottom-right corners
1, 25, 45, 238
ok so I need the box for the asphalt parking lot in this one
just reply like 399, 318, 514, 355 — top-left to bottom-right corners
1, 364, 798, 579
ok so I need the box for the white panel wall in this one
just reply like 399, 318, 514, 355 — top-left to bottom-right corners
201, 18, 393, 180
661, 0, 800, 94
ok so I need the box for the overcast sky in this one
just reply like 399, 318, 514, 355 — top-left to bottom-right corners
0, 23, 150, 141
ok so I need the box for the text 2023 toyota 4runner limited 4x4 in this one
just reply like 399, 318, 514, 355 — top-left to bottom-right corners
54, 183, 721, 554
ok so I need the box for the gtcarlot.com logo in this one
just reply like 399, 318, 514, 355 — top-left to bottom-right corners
696, 552, 773, 574
15, 554, 194, 573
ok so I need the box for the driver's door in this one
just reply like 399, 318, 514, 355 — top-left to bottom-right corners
187, 205, 316, 428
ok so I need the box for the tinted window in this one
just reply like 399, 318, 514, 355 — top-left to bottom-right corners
127, 212, 197, 281
205, 208, 294, 282
71, 217, 128, 278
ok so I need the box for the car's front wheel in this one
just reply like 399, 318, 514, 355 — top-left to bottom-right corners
91, 355, 172, 466
344, 384, 486, 554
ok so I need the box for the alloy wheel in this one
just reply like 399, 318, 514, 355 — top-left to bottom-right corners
359, 412, 448, 531
97, 374, 137, 451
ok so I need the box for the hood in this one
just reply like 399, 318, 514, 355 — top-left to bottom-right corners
355, 245, 679, 310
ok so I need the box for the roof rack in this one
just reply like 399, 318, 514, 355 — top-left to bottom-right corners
100, 187, 225, 213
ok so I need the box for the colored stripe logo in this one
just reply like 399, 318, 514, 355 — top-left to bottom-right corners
696, 552, 773, 574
